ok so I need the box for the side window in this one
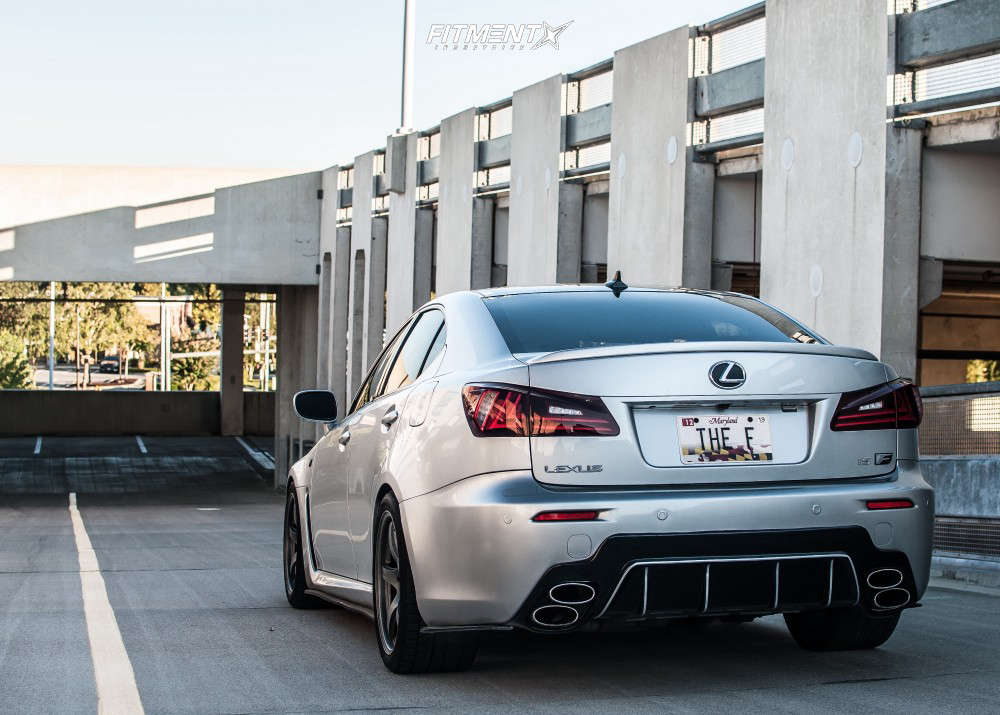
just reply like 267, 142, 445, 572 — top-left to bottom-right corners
348, 319, 411, 414
382, 310, 445, 395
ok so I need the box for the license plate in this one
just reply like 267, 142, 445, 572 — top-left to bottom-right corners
677, 414, 774, 464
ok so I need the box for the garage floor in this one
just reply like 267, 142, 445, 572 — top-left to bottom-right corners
1, 436, 999, 714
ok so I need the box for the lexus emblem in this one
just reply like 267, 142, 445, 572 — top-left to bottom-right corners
709, 361, 746, 389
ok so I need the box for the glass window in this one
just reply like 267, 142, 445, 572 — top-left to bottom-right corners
349, 319, 410, 414
483, 291, 823, 354
382, 310, 445, 395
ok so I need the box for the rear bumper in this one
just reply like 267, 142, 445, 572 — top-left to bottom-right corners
399, 461, 933, 628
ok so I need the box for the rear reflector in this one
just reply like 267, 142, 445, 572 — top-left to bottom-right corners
866, 499, 914, 510
532, 510, 601, 522
462, 384, 619, 437
830, 379, 923, 431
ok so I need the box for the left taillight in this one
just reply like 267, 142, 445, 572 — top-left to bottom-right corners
830, 378, 923, 432
461, 384, 620, 437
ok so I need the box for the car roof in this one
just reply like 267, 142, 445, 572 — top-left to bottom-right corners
471, 284, 751, 300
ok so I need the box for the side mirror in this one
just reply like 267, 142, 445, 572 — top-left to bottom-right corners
293, 390, 338, 423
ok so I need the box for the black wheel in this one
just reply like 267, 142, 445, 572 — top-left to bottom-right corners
784, 607, 901, 650
283, 484, 324, 609
373, 492, 479, 674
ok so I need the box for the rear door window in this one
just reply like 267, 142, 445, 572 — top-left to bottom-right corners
382, 310, 445, 395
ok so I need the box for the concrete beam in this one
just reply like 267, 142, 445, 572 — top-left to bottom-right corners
436, 108, 477, 294
2, 172, 322, 284
607, 27, 696, 288
694, 58, 765, 118
478, 135, 511, 170
508, 74, 566, 285
896, 0, 1000, 69
565, 104, 612, 148
760, 0, 889, 358
220, 288, 245, 436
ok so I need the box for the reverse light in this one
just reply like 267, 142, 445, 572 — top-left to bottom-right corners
532, 510, 602, 522
830, 379, 923, 431
866, 499, 914, 510
461, 384, 620, 437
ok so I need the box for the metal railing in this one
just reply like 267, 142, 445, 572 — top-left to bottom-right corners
920, 381, 1000, 456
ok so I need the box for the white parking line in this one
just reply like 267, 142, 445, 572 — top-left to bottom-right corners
33, 436, 42, 455
135, 436, 147, 454
68, 492, 145, 714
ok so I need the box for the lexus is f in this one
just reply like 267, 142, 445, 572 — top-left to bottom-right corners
285, 282, 932, 673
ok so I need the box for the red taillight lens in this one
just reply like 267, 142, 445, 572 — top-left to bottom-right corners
866, 499, 914, 510
461, 384, 620, 437
461, 385, 528, 436
830, 379, 923, 431
532, 510, 602, 522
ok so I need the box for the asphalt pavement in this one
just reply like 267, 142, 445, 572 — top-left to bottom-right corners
1, 436, 998, 714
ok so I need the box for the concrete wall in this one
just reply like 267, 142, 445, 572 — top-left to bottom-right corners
922, 148, 1000, 263
924, 458, 1000, 517
0, 390, 274, 436
607, 28, 691, 288
760, 0, 888, 357
508, 75, 565, 285
1, 172, 322, 284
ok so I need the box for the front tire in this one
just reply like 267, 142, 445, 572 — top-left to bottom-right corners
373, 492, 478, 673
784, 607, 900, 650
283, 484, 324, 609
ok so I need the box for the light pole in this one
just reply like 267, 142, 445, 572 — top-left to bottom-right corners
398, 0, 415, 133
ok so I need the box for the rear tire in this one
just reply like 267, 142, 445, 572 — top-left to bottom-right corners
784, 607, 900, 650
374, 492, 479, 673
283, 484, 325, 609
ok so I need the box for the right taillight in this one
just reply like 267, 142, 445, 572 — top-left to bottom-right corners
461, 384, 619, 437
830, 378, 923, 431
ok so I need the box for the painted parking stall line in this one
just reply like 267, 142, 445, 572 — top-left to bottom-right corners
68, 492, 145, 714
134, 436, 147, 454
33, 436, 42, 455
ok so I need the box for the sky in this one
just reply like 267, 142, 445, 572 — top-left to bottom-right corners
1, 0, 750, 170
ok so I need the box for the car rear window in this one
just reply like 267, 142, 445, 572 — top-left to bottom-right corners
483, 291, 822, 354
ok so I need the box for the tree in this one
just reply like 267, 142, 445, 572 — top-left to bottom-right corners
0, 331, 34, 389
967, 359, 1000, 384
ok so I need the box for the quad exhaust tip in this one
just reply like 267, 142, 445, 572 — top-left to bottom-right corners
866, 568, 903, 590
873, 587, 911, 610
531, 604, 579, 628
549, 582, 596, 606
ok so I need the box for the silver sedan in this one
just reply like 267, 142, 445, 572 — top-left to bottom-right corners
286, 282, 933, 673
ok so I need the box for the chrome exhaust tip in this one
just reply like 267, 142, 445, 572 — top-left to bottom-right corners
873, 587, 911, 610
531, 604, 579, 628
866, 568, 903, 590
549, 582, 596, 606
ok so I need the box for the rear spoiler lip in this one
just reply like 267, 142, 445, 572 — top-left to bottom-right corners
517, 341, 879, 366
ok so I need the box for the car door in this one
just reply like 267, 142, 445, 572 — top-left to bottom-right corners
309, 324, 408, 577
347, 309, 446, 584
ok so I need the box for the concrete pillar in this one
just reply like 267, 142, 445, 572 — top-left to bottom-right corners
273, 284, 318, 487
367, 216, 388, 362
220, 288, 245, 436
608, 27, 712, 289
509, 74, 583, 286
331, 226, 351, 408
881, 126, 923, 379
414, 208, 433, 307
760, 0, 890, 359
386, 132, 419, 335
347, 151, 374, 395
436, 108, 492, 294
317, 165, 352, 420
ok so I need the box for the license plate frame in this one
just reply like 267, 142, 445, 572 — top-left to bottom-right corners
677, 413, 774, 465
